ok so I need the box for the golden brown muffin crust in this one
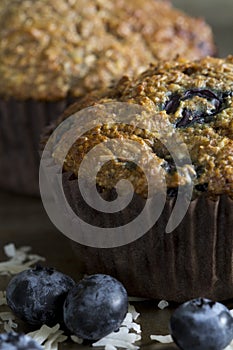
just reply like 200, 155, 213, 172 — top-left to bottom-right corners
0, 0, 216, 100
50, 56, 233, 199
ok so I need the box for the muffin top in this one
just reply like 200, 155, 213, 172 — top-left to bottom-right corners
49, 56, 233, 200
0, 0, 216, 100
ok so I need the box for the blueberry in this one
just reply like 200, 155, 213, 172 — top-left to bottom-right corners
63, 274, 128, 340
164, 93, 181, 115
164, 89, 227, 128
0, 332, 42, 350
170, 298, 233, 350
6, 265, 75, 327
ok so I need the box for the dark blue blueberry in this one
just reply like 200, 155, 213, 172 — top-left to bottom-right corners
63, 274, 128, 340
164, 93, 181, 115
6, 265, 75, 327
0, 332, 42, 350
164, 89, 227, 128
170, 298, 233, 350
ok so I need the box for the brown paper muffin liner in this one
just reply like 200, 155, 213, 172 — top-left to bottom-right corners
0, 97, 75, 195
59, 172, 233, 302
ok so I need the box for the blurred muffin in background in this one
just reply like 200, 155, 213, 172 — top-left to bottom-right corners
0, 0, 216, 195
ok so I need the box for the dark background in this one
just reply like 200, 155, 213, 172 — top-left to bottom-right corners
173, 0, 233, 57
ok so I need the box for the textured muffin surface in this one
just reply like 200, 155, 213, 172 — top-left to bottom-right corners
0, 0, 216, 100
50, 56, 233, 199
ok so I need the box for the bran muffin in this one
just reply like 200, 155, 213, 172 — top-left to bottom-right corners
0, 0, 216, 195
42, 56, 233, 302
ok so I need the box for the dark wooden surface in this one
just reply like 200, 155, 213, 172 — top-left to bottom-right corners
0, 1, 233, 349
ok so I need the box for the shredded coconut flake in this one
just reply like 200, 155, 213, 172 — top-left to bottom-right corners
0, 311, 16, 322
158, 300, 169, 310
105, 344, 117, 350
128, 304, 140, 321
43, 331, 67, 350
27, 324, 67, 350
122, 313, 141, 334
70, 335, 83, 344
0, 311, 18, 333
150, 334, 173, 343
3, 318, 18, 333
0, 244, 45, 275
4, 244, 16, 258
27, 324, 60, 343
93, 327, 141, 350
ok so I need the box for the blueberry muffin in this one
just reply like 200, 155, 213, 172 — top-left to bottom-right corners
0, 0, 216, 195
42, 56, 233, 302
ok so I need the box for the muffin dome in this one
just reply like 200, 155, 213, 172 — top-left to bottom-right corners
0, 0, 216, 100
52, 56, 233, 200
